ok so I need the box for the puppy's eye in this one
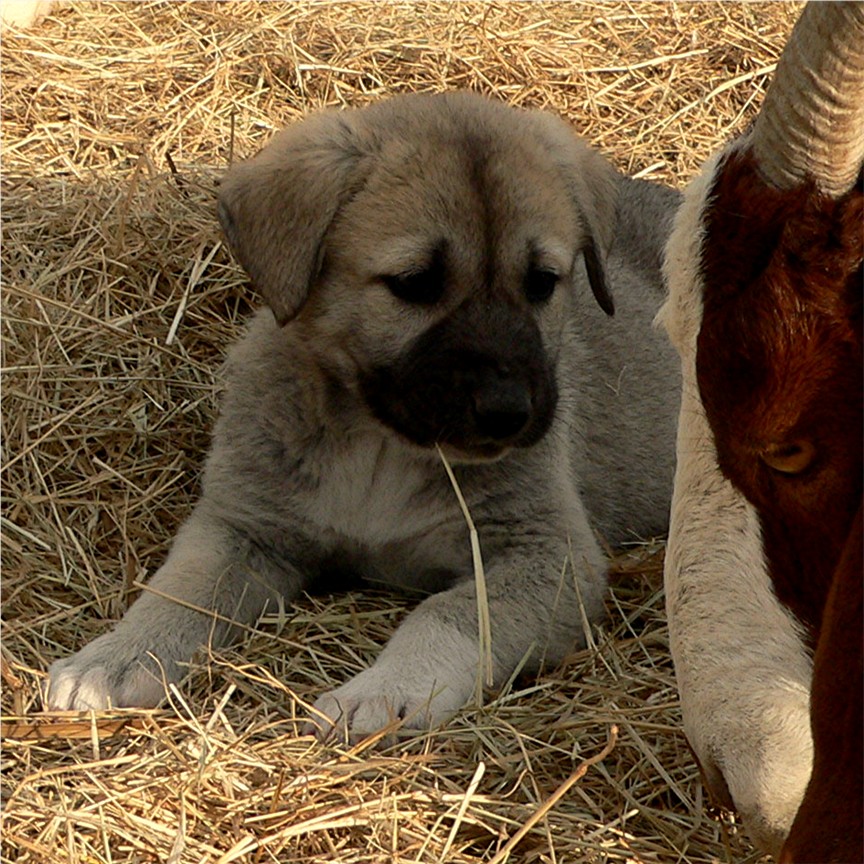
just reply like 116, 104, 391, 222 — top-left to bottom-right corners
760, 440, 816, 475
381, 268, 444, 305
524, 267, 559, 304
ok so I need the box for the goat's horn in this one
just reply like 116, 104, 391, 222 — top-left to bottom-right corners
751, 1, 864, 197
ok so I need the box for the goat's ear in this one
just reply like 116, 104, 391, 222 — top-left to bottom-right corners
534, 114, 620, 316
218, 111, 369, 325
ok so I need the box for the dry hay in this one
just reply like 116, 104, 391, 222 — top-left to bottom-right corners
1, 3, 802, 863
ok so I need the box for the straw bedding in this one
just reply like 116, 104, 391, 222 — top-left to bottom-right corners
1, 3, 801, 862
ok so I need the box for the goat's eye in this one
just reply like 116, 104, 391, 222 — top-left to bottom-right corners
760, 440, 816, 475
524, 267, 559, 304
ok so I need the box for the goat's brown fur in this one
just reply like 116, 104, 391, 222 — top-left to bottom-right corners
696, 149, 863, 633
695, 146, 863, 860
780, 501, 863, 863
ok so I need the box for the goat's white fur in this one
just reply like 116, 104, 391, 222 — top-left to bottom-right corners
657, 148, 813, 856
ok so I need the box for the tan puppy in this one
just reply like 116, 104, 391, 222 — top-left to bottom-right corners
47, 93, 680, 740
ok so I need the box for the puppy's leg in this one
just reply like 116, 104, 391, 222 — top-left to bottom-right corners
309, 510, 607, 742
46, 507, 304, 710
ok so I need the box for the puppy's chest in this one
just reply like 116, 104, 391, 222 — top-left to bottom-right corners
299, 434, 449, 545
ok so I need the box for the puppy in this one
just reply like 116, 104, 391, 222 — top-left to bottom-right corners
46, 92, 680, 740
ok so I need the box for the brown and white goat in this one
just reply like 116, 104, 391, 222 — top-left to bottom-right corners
659, 2, 863, 860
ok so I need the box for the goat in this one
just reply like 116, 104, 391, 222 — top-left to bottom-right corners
658, 2, 863, 860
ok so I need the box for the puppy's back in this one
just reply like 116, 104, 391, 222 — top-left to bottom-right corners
569, 177, 682, 546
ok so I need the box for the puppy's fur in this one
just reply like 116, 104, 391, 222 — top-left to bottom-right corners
47, 93, 680, 739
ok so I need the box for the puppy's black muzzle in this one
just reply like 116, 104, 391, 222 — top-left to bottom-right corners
470, 370, 532, 441
361, 299, 557, 457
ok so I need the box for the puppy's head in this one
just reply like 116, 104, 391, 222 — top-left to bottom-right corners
218, 92, 619, 460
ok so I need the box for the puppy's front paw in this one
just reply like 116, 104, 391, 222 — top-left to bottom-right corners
45, 632, 171, 710
306, 662, 473, 743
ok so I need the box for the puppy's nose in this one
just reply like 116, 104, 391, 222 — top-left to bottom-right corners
472, 380, 532, 440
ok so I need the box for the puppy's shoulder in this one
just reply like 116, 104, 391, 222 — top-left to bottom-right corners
215, 310, 341, 449
611, 177, 682, 284
222, 310, 330, 401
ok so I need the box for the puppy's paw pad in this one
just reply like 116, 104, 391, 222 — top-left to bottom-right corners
45, 663, 114, 711
305, 665, 468, 743
303, 690, 360, 741
306, 687, 413, 742
46, 641, 167, 710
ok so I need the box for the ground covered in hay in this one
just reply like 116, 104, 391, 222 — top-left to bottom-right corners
2, 3, 801, 862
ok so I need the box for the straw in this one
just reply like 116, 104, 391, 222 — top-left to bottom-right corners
2, 3, 799, 861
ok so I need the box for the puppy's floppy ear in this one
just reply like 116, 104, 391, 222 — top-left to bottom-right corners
534, 114, 620, 316
574, 151, 619, 316
218, 110, 369, 325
